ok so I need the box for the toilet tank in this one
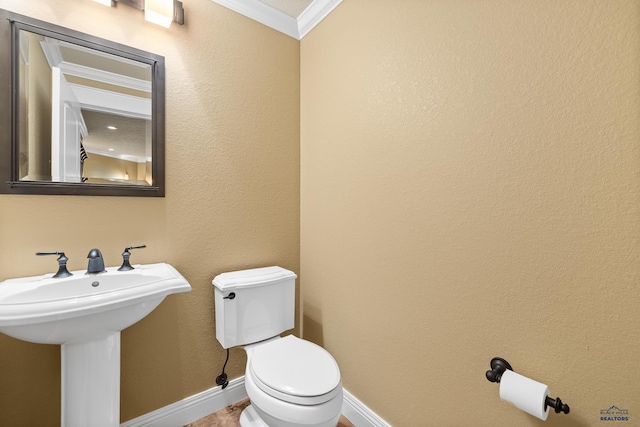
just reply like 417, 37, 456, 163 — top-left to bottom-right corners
212, 266, 296, 349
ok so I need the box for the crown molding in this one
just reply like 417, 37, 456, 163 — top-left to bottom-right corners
210, 0, 342, 40
297, 0, 342, 39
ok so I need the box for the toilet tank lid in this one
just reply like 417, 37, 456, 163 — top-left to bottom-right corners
212, 266, 297, 291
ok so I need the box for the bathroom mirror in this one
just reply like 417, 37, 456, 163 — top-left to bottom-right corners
0, 9, 165, 196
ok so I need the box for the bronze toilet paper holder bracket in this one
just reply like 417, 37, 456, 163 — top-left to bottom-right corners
486, 357, 570, 415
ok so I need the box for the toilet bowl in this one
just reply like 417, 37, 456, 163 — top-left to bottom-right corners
241, 336, 343, 427
213, 267, 343, 427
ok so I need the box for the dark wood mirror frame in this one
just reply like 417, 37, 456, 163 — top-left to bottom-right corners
0, 9, 165, 197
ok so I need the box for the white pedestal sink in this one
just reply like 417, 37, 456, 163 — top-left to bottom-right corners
0, 263, 192, 427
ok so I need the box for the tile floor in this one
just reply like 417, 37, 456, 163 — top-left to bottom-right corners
185, 398, 355, 427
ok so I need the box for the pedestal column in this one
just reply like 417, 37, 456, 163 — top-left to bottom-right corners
61, 331, 120, 427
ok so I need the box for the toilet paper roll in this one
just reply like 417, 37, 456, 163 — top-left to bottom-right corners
499, 369, 550, 421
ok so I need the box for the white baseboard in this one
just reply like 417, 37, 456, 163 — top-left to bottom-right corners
120, 377, 247, 427
341, 389, 392, 427
121, 376, 391, 427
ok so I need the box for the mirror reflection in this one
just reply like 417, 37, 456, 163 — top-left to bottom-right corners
17, 29, 153, 186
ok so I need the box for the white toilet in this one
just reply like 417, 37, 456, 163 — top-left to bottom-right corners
213, 266, 343, 427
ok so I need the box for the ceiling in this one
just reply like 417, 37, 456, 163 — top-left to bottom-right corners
257, 0, 314, 17
210, 0, 342, 40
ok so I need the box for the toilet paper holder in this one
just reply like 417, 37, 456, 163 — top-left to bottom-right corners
486, 357, 570, 415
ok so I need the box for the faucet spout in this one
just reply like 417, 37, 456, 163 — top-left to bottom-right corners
87, 248, 106, 274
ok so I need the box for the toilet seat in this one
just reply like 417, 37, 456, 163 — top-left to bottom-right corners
249, 335, 341, 405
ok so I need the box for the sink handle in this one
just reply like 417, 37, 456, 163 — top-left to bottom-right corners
36, 251, 73, 278
118, 245, 147, 271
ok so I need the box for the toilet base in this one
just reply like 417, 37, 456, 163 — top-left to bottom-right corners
239, 404, 269, 427
239, 402, 342, 427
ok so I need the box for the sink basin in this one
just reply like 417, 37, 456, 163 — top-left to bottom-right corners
0, 262, 192, 427
0, 262, 191, 344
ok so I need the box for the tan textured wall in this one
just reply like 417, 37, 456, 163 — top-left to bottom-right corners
301, 1, 640, 426
0, 0, 299, 425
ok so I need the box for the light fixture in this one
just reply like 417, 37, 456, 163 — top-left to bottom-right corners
92, 0, 184, 27
107, 125, 118, 130
92, 0, 115, 6
145, 0, 174, 28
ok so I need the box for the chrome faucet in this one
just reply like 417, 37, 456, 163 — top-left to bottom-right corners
86, 248, 106, 274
